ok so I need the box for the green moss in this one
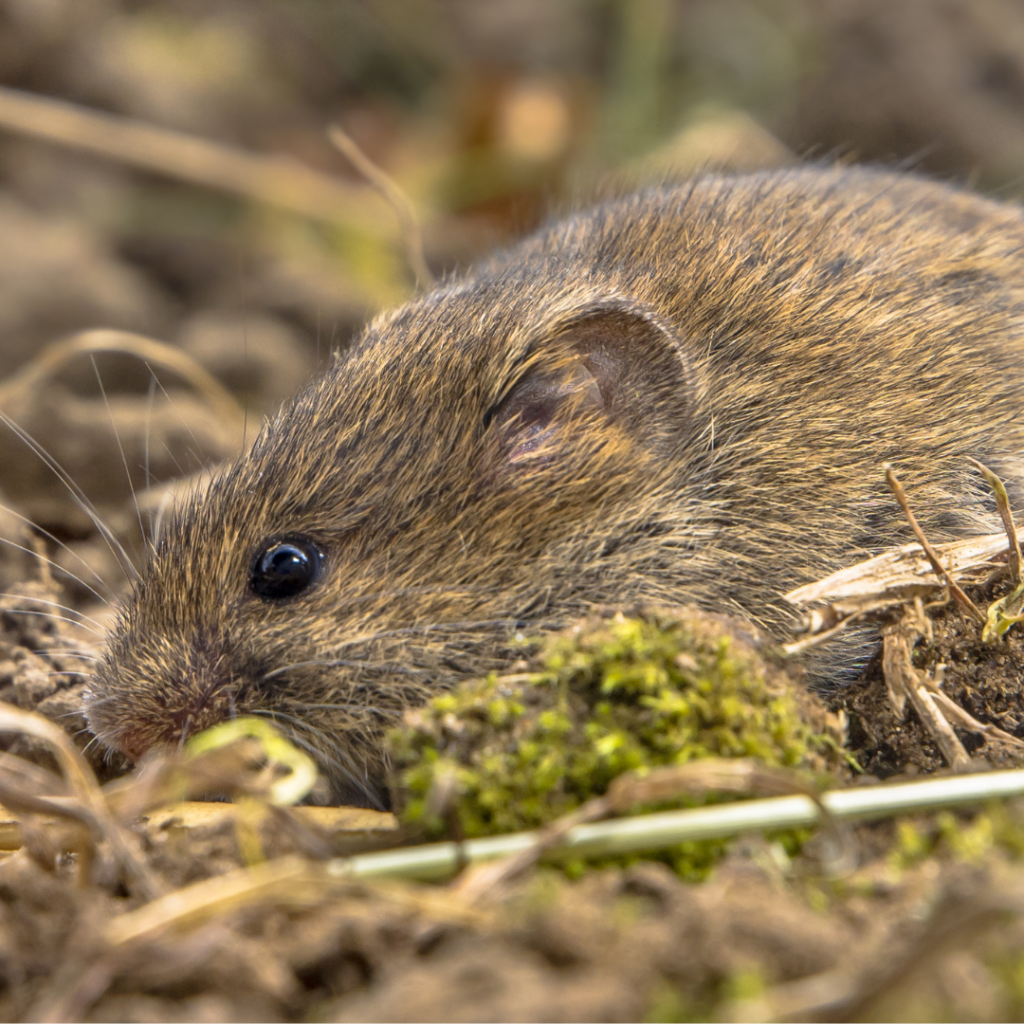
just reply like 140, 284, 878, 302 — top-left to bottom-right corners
389, 608, 836, 877
888, 819, 937, 874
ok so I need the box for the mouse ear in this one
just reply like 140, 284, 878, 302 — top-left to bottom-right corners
487, 307, 693, 466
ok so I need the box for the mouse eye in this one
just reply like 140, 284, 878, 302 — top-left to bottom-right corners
250, 539, 323, 600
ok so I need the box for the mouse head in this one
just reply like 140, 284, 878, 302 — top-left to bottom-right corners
85, 282, 700, 805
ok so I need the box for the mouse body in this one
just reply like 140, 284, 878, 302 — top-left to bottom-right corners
85, 165, 1024, 806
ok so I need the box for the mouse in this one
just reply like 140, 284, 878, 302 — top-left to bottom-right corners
84, 164, 1024, 807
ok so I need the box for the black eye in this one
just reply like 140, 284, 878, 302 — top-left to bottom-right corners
250, 539, 322, 600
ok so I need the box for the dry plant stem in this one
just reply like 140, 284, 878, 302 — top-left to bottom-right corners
781, 613, 862, 656
0, 749, 69, 796
881, 625, 910, 717
0, 85, 392, 238
882, 630, 972, 770
452, 796, 608, 903
454, 760, 847, 902
104, 855, 312, 946
785, 532, 1009, 608
324, 769, 1024, 883
0, 781, 98, 830
328, 124, 435, 290
0, 329, 246, 435
0, 704, 162, 898
968, 457, 1023, 581
928, 687, 1024, 751
905, 676, 972, 770
884, 465, 985, 623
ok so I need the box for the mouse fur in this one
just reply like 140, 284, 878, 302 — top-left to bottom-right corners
85, 165, 1024, 806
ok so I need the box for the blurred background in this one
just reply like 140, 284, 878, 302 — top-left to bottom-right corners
2, 0, 1024, 607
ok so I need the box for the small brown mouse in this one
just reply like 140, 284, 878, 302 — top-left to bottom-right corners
85, 165, 1024, 806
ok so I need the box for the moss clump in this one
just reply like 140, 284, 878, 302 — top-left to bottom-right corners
389, 606, 839, 876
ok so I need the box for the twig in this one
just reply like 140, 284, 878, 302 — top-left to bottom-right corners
968, 457, 1022, 582
324, 768, 1024, 883
927, 688, 1024, 751
884, 465, 985, 623
328, 124, 434, 290
0, 85, 390, 237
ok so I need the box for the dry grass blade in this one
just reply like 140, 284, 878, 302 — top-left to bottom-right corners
0, 703, 162, 898
138, 802, 396, 837
0, 329, 245, 435
784, 532, 1008, 608
104, 855, 314, 947
969, 457, 1023, 581
0, 85, 393, 238
451, 797, 608, 903
927, 688, 1024, 752
328, 124, 434, 290
884, 465, 985, 623
882, 629, 971, 770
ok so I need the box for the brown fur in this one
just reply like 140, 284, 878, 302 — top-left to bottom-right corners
85, 166, 1024, 806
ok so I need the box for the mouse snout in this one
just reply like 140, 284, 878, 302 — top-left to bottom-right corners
87, 627, 259, 762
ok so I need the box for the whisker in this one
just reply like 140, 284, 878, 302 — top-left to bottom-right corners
4, 594, 107, 633
148, 371, 209, 475
336, 583, 487, 611
0, 498, 112, 602
0, 608, 104, 637
31, 647, 100, 661
323, 617, 522, 655
0, 410, 138, 581
143, 374, 156, 513
92, 354, 148, 557
262, 658, 430, 683
0, 535, 110, 607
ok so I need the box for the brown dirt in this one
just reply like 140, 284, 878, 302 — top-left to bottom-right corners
839, 584, 1024, 779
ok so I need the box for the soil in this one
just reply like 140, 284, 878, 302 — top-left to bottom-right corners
839, 585, 1024, 779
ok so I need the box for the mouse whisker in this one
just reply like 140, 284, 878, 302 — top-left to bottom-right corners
335, 582, 491, 611
2, 595, 107, 634
0, 535, 111, 608
0, 498, 114, 603
144, 371, 223, 495
0, 410, 139, 582
0, 608, 104, 637
143, 373, 156, 548
261, 658, 430, 684
322, 618, 524, 656
91, 356, 149, 563
30, 647, 100, 661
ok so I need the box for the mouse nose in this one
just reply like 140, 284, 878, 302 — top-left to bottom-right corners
109, 699, 221, 761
